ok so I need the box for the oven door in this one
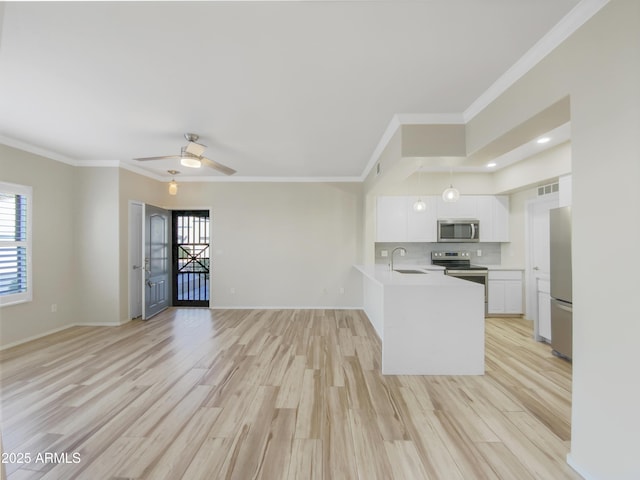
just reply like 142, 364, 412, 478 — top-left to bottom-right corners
445, 269, 488, 315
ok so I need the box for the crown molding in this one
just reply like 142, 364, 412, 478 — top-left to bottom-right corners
172, 175, 364, 183
0, 134, 78, 166
76, 160, 121, 168
361, 0, 608, 179
359, 113, 464, 180
463, 0, 610, 122
2, 0, 608, 184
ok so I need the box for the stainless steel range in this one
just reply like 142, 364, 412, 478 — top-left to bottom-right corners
431, 251, 488, 315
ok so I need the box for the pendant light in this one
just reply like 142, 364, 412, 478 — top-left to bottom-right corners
412, 163, 426, 212
442, 166, 460, 202
168, 170, 179, 196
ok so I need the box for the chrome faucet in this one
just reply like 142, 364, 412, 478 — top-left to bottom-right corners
390, 247, 407, 271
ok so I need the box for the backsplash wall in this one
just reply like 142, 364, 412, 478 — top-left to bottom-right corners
375, 242, 502, 267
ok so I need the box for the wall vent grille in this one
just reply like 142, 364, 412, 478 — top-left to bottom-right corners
537, 182, 559, 196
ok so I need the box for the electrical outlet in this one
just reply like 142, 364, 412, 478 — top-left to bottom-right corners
230, 287, 236, 294
339, 287, 345, 294
381, 250, 388, 257
476, 249, 482, 257
51, 304, 57, 313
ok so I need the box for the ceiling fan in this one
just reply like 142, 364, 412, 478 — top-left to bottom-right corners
133, 133, 236, 175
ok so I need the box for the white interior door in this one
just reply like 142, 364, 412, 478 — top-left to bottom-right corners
128, 202, 143, 319
527, 194, 558, 339
143, 203, 170, 319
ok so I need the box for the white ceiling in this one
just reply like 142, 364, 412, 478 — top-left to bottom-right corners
0, 1, 593, 181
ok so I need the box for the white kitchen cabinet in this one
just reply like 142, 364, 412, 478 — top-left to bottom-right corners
377, 195, 509, 243
488, 270, 523, 314
376, 196, 437, 242
476, 195, 509, 242
436, 195, 478, 219
376, 196, 407, 242
491, 196, 510, 242
537, 278, 552, 341
407, 196, 437, 242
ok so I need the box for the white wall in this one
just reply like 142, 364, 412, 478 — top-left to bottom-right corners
493, 142, 571, 194
170, 181, 363, 308
73, 167, 121, 325
1, 157, 364, 348
0, 145, 77, 347
466, 2, 640, 478
499, 186, 537, 269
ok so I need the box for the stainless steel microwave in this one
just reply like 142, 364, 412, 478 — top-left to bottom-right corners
437, 219, 480, 242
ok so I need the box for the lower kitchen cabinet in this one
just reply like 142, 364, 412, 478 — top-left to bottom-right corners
537, 278, 552, 341
488, 270, 523, 315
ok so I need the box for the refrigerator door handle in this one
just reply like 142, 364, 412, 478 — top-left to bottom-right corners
554, 302, 572, 313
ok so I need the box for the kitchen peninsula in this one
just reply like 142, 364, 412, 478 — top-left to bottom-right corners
355, 265, 484, 375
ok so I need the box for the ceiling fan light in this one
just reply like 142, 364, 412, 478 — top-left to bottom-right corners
180, 156, 201, 168
412, 199, 426, 212
168, 179, 178, 196
442, 186, 460, 202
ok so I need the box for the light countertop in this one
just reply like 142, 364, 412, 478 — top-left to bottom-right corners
355, 263, 485, 375
354, 264, 478, 288
477, 265, 525, 270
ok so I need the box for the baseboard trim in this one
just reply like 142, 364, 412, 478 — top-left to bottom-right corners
0, 324, 76, 351
210, 306, 363, 310
567, 453, 595, 480
1, 321, 126, 351
74, 322, 123, 327
1, 308, 364, 350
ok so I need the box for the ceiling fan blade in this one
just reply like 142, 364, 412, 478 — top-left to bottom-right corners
133, 155, 181, 161
185, 141, 206, 157
201, 157, 236, 176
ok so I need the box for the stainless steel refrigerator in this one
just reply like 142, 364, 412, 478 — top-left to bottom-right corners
550, 206, 572, 360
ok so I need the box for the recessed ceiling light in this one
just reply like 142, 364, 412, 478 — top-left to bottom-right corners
537, 137, 551, 144
486, 162, 497, 168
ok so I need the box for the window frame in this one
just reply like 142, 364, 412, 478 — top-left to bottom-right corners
0, 181, 33, 307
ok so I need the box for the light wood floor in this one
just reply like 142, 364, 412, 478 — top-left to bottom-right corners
0, 309, 580, 479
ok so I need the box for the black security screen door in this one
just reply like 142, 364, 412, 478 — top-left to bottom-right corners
172, 210, 210, 306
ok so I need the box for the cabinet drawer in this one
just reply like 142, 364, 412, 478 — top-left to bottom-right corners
488, 270, 522, 281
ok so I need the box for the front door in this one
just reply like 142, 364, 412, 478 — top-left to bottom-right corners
129, 202, 143, 319
143, 204, 170, 319
172, 210, 210, 307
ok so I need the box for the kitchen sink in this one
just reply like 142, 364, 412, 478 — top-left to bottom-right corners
394, 269, 427, 274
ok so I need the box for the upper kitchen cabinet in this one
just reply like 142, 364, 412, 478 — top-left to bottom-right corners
436, 196, 478, 219
376, 196, 407, 242
476, 195, 510, 242
377, 195, 509, 243
407, 196, 437, 241
376, 196, 437, 242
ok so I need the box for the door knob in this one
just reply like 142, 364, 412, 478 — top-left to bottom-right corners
533, 266, 540, 270
147, 280, 156, 287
